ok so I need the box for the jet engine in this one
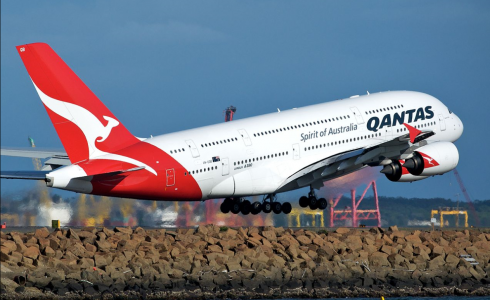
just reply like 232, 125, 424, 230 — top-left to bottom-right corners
381, 142, 459, 182
380, 160, 428, 182
403, 142, 459, 176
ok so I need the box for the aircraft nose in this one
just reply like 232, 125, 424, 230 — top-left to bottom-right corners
453, 113, 463, 141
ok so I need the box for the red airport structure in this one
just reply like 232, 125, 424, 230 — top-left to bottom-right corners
453, 169, 480, 226
329, 180, 381, 227
225, 106, 237, 122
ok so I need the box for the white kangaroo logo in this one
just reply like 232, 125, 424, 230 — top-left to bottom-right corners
97, 116, 119, 143
423, 156, 436, 166
33, 82, 156, 175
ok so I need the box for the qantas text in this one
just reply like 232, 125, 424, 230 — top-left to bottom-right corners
367, 106, 434, 132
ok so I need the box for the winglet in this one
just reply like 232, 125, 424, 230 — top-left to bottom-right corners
403, 123, 422, 143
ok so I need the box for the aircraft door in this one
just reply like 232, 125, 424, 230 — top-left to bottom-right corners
185, 140, 200, 158
238, 129, 252, 146
383, 125, 393, 140
350, 107, 365, 124
166, 169, 175, 186
222, 158, 229, 176
438, 114, 446, 131
292, 144, 300, 160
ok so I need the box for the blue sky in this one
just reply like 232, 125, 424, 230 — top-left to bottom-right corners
1, 1, 489, 202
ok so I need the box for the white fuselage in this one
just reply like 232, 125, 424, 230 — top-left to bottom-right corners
142, 91, 463, 200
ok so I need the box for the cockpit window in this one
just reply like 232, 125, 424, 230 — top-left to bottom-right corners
448, 109, 453, 114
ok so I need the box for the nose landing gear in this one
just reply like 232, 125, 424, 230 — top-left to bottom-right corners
298, 186, 328, 211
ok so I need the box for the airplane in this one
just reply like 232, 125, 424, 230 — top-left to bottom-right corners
1, 43, 463, 216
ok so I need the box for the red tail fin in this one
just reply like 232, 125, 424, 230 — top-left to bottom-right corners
16, 43, 139, 163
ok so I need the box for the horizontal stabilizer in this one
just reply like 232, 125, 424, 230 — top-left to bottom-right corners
1, 147, 68, 159
75, 166, 145, 181
1, 170, 50, 180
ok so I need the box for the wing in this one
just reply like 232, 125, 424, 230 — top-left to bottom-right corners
0, 170, 51, 180
277, 125, 435, 192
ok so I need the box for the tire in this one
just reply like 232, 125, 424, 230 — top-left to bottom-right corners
241, 200, 251, 215
309, 197, 318, 210
251, 202, 262, 215
262, 202, 272, 213
309, 196, 317, 207
317, 198, 328, 210
282, 202, 292, 214
220, 201, 230, 214
220, 198, 232, 214
299, 196, 309, 208
272, 202, 282, 214
231, 202, 241, 214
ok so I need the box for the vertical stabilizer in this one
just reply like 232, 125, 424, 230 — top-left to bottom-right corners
16, 43, 139, 163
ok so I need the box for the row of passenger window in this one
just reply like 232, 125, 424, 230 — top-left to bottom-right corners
303, 133, 382, 151
170, 148, 186, 154
253, 115, 352, 138
234, 151, 289, 166
201, 137, 238, 148
365, 104, 404, 115
185, 165, 218, 176
396, 121, 436, 133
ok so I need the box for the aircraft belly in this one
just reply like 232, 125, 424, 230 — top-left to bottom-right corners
233, 167, 283, 197
209, 176, 235, 198
196, 178, 214, 199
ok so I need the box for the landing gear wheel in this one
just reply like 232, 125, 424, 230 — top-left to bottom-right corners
251, 202, 262, 215
317, 198, 328, 210
308, 196, 318, 210
220, 198, 232, 214
230, 201, 241, 214
299, 196, 309, 208
282, 202, 292, 214
272, 202, 282, 214
241, 200, 251, 215
262, 202, 272, 213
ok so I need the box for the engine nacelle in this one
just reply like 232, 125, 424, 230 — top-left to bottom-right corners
381, 160, 428, 182
403, 142, 459, 176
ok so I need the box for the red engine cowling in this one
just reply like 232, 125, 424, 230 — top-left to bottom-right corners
403, 142, 459, 176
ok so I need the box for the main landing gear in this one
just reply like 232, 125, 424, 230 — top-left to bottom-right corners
220, 194, 292, 215
299, 187, 328, 210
